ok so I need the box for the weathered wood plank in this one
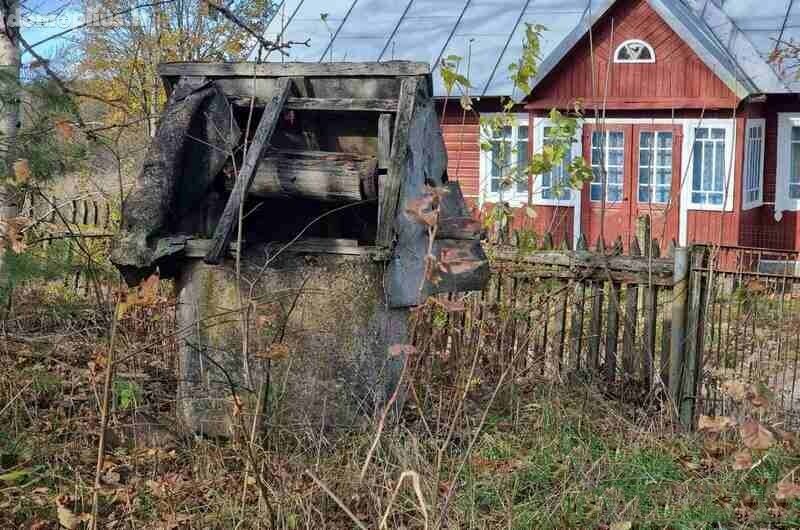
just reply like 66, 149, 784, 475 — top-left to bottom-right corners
605, 281, 621, 381
491, 247, 674, 279
553, 284, 569, 372
228, 149, 378, 202
377, 76, 420, 247
284, 97, 399, 112
205, 77, 291, 264
377, 113, 392, 171
569, 235, 589, 369
158, 61, 430, 78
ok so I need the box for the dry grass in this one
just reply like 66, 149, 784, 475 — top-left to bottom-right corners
2, 285, 800, 529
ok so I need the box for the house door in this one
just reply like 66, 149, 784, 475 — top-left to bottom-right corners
581, 124, 681, 251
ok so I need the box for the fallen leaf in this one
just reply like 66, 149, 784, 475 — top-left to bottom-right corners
117, 272, 160, 319
56, 495, 92, 529
439, 246, 483, 275
776, 481, 800, 500
389, 344, 417, 357
740, 420, 775, 450
732, 451, 753, 470
721, 380, 750, 401
610, 522, 632, 530
54, 120, 75, 142
256, 343, 290, 360
0, 216, 30, 253
404, 195, 438, 227
698, 415, 737, 434
13, 159, 30, 184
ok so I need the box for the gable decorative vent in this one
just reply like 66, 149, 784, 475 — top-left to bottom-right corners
614, 39, 655, 63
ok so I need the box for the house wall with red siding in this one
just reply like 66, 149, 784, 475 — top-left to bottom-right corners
738, 97, 800, 250
526, 0, 738, 112
437, 101, 481, 206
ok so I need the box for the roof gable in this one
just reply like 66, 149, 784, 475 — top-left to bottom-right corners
529, 0, 772, 99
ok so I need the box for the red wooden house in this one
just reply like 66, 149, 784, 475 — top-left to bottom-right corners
440, 0, 800, 251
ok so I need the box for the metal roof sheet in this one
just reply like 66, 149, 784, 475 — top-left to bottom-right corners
261, 0, 798, 97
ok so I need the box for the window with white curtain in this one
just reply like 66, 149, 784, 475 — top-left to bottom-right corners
743, 119, 764, 209
540, 126, 572, 201
481, 115, 529, 203
691, 127, 727, 206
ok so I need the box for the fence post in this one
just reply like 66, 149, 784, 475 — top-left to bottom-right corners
680, 246, 708, 427
668, 246, 689, 411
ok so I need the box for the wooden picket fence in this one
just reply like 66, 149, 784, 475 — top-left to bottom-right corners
21, 193, 113, 230
413, 217, 783, 429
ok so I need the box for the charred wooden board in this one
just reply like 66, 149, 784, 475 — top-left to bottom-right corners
158, 61, 430, 78
110, 77, 240, 285
225, 149, 378, 202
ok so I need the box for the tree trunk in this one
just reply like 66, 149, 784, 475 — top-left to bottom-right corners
0, 0, 20, 286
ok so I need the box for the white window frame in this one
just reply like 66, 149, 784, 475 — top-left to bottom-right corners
742, 118, 765, 211
479, 113, 530, 206
530, 117, 579, 206
776, 113, 800, 219
681, 119, 735, 212
614, 39, 656, 63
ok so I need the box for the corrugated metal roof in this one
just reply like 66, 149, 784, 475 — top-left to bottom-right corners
263, 0, 799, 97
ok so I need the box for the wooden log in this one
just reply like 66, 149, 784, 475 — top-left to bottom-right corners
680, 246, 708, 427
205, 77, 291, 264
622, 238, 641, 378
158, 61, 430, 78
377, 76, 420, 247
227, 149, 378, 202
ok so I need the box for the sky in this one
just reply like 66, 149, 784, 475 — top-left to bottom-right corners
17, 0, 800, 96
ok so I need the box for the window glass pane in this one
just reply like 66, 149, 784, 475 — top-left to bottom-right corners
711, 128, 725, 140
657, 134, 672, 148
655, 187, 670, 203
791, 141, 800, 186
640, 132, 653, 148
639, 167, 651, 185
518, 125, 529, 140
656, 168, 670, 185
702, 142, 713, 190
695, 128, 708, 139
591, 131, 624, 202
692, 142, 703, 191
714, 141, 725, 191
640, 148, 652, 166
656, 150, 671, 166
792, 126, 800, 142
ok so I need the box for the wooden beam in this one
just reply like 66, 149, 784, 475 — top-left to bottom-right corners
205, 77, 291, 264
525, 96, 740, 110
377, 76, 420, 247
158, 61, 429, 79
231, 97, 400, 112
227, 149, 378, 202
377, 114, 392, 171
285, 97, 398, 112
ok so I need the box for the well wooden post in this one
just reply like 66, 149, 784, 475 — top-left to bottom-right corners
668, 247, 690, 416
680, 246, 708, 427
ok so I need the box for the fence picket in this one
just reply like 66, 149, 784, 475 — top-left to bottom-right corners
622, 238, 641, 378
587, 237, 605, 370
569, 235, 588, 369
